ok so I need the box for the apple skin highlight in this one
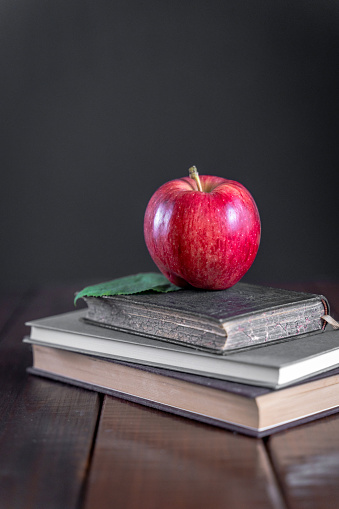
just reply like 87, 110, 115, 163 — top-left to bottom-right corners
144, 173, 261, 290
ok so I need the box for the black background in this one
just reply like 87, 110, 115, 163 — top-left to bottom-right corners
1, 1, 338, 291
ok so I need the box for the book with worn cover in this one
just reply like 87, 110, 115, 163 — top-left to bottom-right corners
24, 309, 339, 389
79, 283, 329, 353
26, 343, 339, 437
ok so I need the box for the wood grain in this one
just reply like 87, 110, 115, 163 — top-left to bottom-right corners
0, 285, 99, 509
84, 397, 286, 509
0, 290, 26, 339
268, 415, 339, 509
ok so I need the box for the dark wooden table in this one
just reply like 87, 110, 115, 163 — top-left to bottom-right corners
1, 281, 339, 509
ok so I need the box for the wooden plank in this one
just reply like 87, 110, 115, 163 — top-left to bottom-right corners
268, 415, 339, 509
0, 285, 100, 509
0, 290, 26, 337
0, 285, 84, 433
84, 397, 286, 509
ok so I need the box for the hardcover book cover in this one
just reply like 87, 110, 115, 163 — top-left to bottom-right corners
27, 344, 339, 437
25, 309, 339, 389
81, 282, 329, 352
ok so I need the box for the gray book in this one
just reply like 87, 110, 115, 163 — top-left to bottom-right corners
24, 309, 339, 389
79, 283, 329, 353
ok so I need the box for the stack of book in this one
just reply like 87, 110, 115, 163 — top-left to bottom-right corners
24, 282, 339, 437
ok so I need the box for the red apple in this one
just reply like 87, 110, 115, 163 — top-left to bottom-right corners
144, 167, 261, 290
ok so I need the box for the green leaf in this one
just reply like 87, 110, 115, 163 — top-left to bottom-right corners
74, 272, 181, 304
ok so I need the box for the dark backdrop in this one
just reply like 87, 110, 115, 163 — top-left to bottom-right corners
1, 1, 338, 291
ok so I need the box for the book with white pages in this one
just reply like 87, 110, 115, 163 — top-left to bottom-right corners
25, 309, 339, 389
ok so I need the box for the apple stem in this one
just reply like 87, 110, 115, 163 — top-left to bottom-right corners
189, 166, 203, 192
